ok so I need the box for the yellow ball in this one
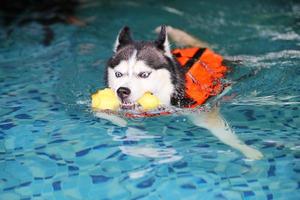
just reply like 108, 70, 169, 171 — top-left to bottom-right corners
137, 92, 160, 110
91, 88, 120, 110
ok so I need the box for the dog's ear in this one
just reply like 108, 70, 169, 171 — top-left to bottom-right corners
114, 26, 133, 52
155, 25, 172, 58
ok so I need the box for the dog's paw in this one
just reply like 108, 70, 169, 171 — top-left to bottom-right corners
95, 112, 128, 127
241, 146, 264, 160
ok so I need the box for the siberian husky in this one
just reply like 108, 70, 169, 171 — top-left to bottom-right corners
102, 25, 263, 160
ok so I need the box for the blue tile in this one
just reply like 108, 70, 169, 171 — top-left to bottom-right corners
90, 175, 111, 184
15, 114, 32, 119
173, 161, 188, 169
197, 178, 207, 184
0, 123, 15, 130
52, 181, 61, 191
68, 166, 79, 171
267, 165, 276, 177
49, 139, 67, 144
243, 191, 255, 197
76, 148, 91, 157
19, 181, 31, 187
181, 183, 196, 189
267, 194, 273, 200
136, 177, 155, 189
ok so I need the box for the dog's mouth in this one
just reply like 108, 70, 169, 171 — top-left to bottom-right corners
120, 100, 136, 110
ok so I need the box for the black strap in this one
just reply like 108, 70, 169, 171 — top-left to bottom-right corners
183, 48, 206, 72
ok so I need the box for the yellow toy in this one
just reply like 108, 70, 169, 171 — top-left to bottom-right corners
91, 88, 120, 110
137, 92, 161, 110
91, 89, 160, 111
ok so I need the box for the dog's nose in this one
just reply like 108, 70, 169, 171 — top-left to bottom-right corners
117, 87, 131, 99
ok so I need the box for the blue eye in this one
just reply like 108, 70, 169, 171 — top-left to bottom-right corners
115, 72, 123, 78
138, 72, 151, 78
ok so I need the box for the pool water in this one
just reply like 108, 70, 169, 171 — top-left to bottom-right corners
1, 0, 300, 199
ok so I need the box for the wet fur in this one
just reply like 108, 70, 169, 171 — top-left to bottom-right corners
105, 26, 186, 106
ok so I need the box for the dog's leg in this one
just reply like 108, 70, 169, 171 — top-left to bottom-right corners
155, 25, 210, 48
188, 107, 263, 160
95, 112, 127, 127
158, 25, 262, 159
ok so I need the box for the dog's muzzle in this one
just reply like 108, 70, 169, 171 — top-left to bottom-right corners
117, 87, 131, 101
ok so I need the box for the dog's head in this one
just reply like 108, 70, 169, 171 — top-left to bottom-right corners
106, 25, 184, 108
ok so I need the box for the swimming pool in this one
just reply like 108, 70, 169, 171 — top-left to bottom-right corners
0, 0, 299, 199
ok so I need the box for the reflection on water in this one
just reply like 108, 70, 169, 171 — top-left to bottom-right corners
109, 127, 183, 164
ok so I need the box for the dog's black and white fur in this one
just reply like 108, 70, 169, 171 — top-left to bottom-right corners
102, 25, 263, 160
106, 26, 189, 108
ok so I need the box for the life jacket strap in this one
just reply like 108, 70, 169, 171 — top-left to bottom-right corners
183, 48, 206, 72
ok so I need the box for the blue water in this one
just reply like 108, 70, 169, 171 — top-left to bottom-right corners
0, 0, 300, 199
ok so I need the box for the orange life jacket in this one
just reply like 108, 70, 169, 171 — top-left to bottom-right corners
172, 47, 228, 108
